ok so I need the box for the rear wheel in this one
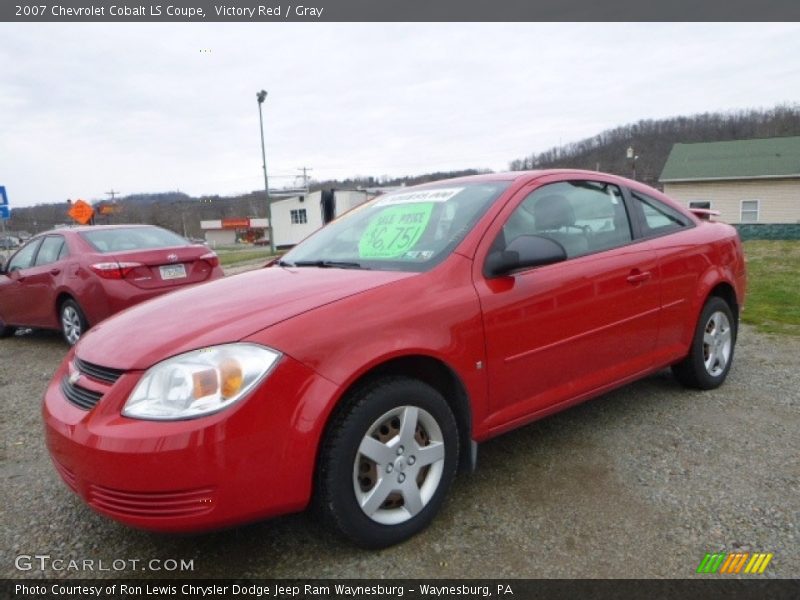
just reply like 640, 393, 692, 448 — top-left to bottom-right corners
60, 299, 88, 346
316, 377, 459, 548
672, 296, 736, 390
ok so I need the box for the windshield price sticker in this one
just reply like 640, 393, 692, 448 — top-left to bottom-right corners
375, 187, 463, 206
359, 203, 434, 259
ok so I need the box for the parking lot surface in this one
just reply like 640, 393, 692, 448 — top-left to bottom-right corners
2, 324, 798, 579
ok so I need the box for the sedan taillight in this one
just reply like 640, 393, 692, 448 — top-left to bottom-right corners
200, 252, 219, 268
90, 262, 143, 279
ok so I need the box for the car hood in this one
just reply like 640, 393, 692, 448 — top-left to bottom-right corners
76, 266, 414, 370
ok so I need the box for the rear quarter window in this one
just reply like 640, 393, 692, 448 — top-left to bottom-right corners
631, 191, 691, 237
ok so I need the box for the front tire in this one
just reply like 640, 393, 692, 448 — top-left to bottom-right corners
60, 299, 88, 346
672, 296, 736, 390
315, 377, 459, 548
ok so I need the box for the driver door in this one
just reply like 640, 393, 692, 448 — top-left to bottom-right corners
473, 178, 661, 432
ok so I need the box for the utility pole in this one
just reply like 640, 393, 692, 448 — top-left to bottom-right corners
297, 166, 313, 190
256, 90, 276, 255
105, 189, 120, 201
626, 146, 638, 181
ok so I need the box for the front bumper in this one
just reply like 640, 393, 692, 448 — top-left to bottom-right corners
43, 350, 339, 532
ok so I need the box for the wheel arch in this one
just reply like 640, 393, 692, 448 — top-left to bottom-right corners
55, 291, 92, 327
55, 292, 75, 321
690, 264, 740, 333
318, 353, 475, 476
707, 281, 739, 324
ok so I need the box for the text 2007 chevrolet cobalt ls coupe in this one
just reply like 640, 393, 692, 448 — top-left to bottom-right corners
44, 170, 746, 548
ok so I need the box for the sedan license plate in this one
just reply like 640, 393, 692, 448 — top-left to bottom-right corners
159, 264, 187, 280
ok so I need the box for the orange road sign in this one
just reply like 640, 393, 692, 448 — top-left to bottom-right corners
99, 204, 119, 215
68, 199, 94, 225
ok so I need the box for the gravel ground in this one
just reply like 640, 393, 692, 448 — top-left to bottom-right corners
1, 324, 797, 579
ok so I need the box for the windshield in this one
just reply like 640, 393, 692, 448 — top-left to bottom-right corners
282, 181, 510, 272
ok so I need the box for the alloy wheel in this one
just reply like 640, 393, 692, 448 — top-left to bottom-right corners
702, 310, 732, 377
352, 405, 445, 525
62, 305, 82, 345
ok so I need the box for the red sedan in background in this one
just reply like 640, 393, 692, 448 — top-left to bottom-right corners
43, 171, 745, 548
0, 225, 223, 345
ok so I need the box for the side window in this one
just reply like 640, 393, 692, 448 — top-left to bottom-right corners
631, 191, 689, 236
7, 239, 42, 272
57, 240, 70, 260
34, 236, 66, 266
499, 180, 632, 259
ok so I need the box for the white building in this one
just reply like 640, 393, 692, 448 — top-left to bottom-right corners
271, 190, 371, 248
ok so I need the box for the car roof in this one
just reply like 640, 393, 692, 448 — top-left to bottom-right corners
411, 169, 633, 187
43, 224, 159, 236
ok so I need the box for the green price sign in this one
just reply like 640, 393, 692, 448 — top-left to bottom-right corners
358, 203, 434, 259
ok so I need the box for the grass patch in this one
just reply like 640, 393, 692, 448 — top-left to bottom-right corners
216, 248, 276, 266
742, 240, 800, 336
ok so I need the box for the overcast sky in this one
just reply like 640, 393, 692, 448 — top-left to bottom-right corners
1, 22, 799, 207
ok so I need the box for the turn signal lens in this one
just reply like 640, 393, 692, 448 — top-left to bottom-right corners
220, 358, 243, 399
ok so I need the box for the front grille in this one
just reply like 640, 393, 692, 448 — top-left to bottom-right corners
60, 377, 103, 410
88, 484, 216, 518
74, 357, 124, 384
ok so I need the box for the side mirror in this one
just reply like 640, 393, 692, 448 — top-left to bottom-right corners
0, 258, 5, 274
484, 235, 567, 278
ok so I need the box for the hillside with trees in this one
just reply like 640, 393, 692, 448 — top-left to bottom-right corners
508, 104, 800, 187
5, 171, 488, 238
6, 104, 800, 238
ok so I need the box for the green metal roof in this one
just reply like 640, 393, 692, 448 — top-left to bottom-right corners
660, 136, 800, 182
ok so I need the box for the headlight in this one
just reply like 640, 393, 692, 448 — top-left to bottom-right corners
122, 344, 281, 420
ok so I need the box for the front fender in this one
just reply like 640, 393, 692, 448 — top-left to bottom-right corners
250, 256, 490, 438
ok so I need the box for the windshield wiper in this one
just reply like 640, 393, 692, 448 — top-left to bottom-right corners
290, 260, 368, 270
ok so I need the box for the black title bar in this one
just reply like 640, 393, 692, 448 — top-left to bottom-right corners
4, 579, 800, 600
3, 0, 800, 22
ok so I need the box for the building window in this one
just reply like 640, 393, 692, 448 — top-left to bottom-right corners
290, 209, 307, 224
740, 200, 759, 223
689, 201, 712, 209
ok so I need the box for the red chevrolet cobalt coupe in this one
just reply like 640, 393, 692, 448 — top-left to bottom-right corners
0, 225, 223, 345
43, 171, 745, 547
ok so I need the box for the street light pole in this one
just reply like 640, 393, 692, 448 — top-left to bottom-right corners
626, 146, 639, 181
257, 90, 275, 255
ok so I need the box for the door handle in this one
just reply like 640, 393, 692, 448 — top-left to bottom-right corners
626, 270, 652, 284
50, 268, 61, 276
